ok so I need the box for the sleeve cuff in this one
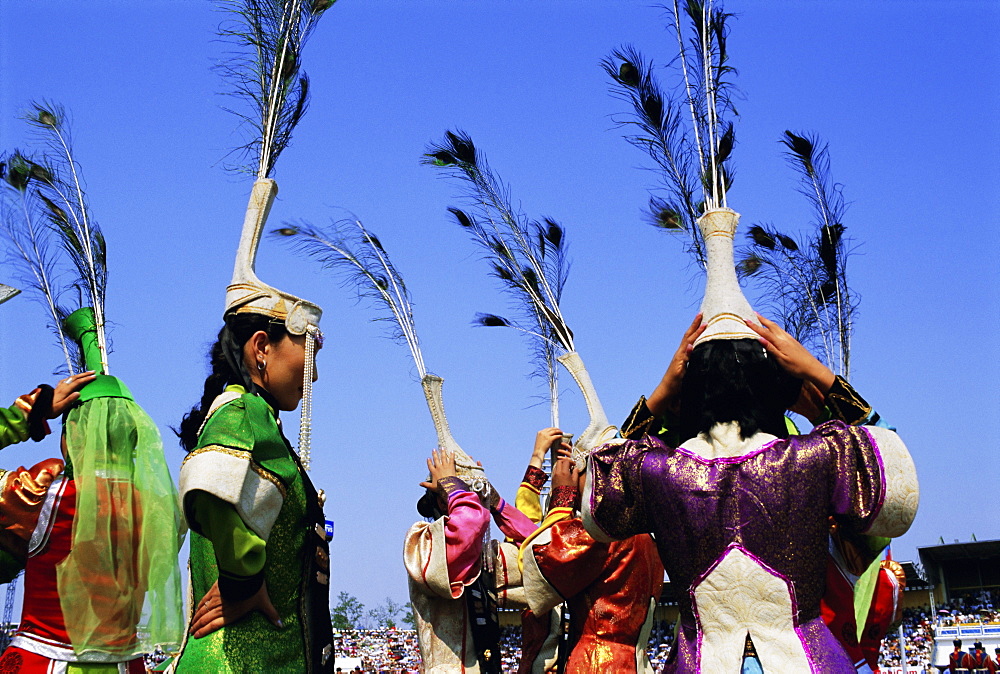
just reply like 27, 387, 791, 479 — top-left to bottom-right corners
438, 476, 471, 497
825, 376, 877, 426
549, 485, 578, 510
217, 569, 264, 602
522, 465, 548, 491
621, 396, 657, 440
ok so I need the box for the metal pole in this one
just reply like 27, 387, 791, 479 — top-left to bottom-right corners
898, 622, 906, 673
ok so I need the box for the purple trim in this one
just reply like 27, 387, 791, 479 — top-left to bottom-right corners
674, 437, 781, 466
439, 476, 471, 498
859, 425, 888, 533
689, 542, 818, 673
796, 622, 819, 674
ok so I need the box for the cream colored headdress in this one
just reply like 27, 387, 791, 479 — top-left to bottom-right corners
226, 177, 323, 469
226, 178, 322, 334
421, 375, 490, 494
695, 208, 759, 345
557, 352, 620, 471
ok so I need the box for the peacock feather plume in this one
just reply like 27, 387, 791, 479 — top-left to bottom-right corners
738, 131, 857, 377
604, 0, 738, 268
273, 218, 427, 378
0, 103, 108, 375
424, 130, 573, 427
216, 0, 334, 178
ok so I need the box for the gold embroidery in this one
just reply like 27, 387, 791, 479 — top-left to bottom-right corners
705, 312, 748, 326
182, 444, 251, 466
249, 463, 287, 498
182, 445, 287, 498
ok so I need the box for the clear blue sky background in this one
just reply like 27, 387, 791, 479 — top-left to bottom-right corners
0, 1, 997, 615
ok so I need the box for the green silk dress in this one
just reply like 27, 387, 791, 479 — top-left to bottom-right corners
175, 386, 333, 673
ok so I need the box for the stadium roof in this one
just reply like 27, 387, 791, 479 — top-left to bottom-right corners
918, 539, 1000, 597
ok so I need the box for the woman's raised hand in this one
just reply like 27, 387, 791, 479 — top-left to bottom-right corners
551, 456, 579, 491
530, 427, 567, 469
419, 449, 458, 492
51, 371, 97, 417
647, 313, 706, 415
745, 314, 835, 393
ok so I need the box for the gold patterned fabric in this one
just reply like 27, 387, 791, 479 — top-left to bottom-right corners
527, 518, 662, 673
583, 421, 918, 672
175, 391, 332, 673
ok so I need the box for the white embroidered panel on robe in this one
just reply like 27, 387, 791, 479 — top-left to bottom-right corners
692, 545, 811, 673
521, 526, 565, 615
864, 426, 918, 538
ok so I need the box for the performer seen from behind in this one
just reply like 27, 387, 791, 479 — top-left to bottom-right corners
517, 448, 663, 673
582, 208, 918, 672
406, 449, 526, 673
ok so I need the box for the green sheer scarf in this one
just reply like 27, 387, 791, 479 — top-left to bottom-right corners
57, 397, 184, 656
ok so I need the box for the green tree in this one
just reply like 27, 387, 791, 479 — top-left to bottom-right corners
368, 596, 406, 629
401, 605, 415, 629
330, 591, 366, 630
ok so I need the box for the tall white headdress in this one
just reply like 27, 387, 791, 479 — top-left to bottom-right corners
216, 0, 334, 469
225, 178, 322, 469
695, 208, 759, 345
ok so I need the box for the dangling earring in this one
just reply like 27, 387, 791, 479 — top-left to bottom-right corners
257, 361, 266, 372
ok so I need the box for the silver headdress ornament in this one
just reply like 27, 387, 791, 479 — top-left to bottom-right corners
695, 208, 759, 345
225, 178, 323, 469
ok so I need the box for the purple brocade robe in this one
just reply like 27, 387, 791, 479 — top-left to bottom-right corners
582, 420, 918, 674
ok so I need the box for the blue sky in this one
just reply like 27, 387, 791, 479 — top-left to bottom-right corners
1, 1, 997, 613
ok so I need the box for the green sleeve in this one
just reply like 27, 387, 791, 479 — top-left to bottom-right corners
0, 404, 29, 450
189, 490, 266, 578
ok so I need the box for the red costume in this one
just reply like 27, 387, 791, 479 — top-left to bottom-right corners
821, 552, 905, 672
951, 646, 969, 672
962, 646, 997, 673
520, 483, 663, 674
0, 462, 146, 672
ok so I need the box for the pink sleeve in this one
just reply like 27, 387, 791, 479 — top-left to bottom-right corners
444, 489, 491, 589
492, 498, 538, 544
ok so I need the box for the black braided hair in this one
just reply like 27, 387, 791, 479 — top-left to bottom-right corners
176, 313, 287, 451
678, 338, 802, 442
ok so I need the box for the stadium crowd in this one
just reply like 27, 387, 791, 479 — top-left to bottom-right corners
875, 591, 1000, 672
325, 595, 1000, 673
329, 622, 678, 673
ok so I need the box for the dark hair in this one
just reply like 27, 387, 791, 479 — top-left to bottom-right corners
176, 313, 287, 451
678, 338, 802, 442
416, 490, 442, 519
